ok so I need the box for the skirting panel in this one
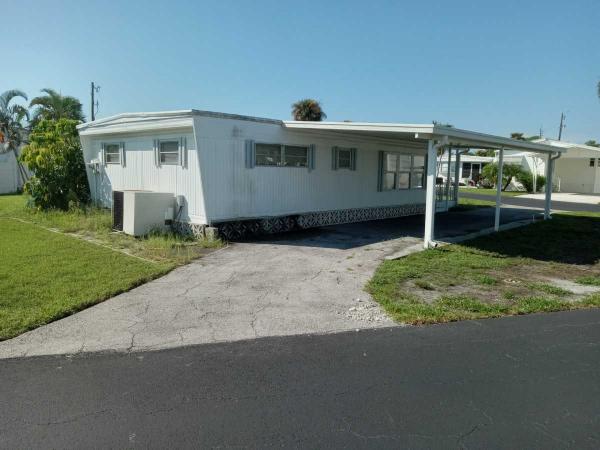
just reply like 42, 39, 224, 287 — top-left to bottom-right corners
213, 203, 425, 241
172, 221, 206, 238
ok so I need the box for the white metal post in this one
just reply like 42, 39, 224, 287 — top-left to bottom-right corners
454, 150, 461, 202
544, 154, 554, 219
424, 140, 438, 248
494, 147, 504, 231
445, 148, 452, 211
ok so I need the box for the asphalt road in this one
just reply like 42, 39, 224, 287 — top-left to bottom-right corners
1, 309, 599, 449
461, 192, 600, 212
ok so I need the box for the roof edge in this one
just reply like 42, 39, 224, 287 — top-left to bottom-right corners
77, 109, 282, 132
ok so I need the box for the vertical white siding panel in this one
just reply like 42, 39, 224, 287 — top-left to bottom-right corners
84, 129, 207, 223
195, 116, 427, 223
0, 152, 19, 194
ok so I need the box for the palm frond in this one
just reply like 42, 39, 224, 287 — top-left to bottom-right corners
0, 89, 27, 112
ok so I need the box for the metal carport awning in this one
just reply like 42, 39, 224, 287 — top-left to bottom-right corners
283, 121, 565, 248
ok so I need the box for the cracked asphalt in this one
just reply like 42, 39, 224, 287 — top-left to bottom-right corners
0, 207, 539, 359
1, 309, 599, 448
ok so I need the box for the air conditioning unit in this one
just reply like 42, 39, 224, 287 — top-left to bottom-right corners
112, 190, 176, 236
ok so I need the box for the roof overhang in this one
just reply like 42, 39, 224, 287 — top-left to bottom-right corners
283, 121, 563, 155
532, 138, 600, 157
77, 110, 282, 136
77, 110, 196, 136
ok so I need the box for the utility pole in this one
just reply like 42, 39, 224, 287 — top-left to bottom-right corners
90, 82, 100, 121
558, 112, 565, 140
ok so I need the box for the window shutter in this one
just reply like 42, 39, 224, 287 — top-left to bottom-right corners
331, 146, 338, 170
101, 143, 106, 166
120, 142, 126, 167
244, 139, 255, 168
308, 144, 316, 171
153, 139, 160, 167
179, 137, 187, 168
377, 151, 384, 191
350, 148, 357, 171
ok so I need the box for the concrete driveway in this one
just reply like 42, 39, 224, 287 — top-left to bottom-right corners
0, 206, 538, 359
461, 191, 600, 213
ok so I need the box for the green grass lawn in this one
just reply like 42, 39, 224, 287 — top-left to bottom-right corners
367, 212, 600, 324
0, 194, 222, 340
459, 187, 525, 197
0, 194, 221, 264
0, 218, 169, 339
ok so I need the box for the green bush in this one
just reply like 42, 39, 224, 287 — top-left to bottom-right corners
20, 119, 90, 210
481, 163, 525, 191
516, 171, 546, 193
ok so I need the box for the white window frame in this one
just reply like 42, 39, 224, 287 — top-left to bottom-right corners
381, 151, 426, 191
103, 143, 120, 165
254, 143, 309, 168
158, 139, 180, 166
102, 142, 124, 166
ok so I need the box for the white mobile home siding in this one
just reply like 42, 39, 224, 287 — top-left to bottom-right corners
0, 152, 20, 194
81, 128, 207, 223
554, 158, 598, 194
194, 116, 427, 223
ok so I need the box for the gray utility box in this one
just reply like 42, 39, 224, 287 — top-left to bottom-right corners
113, 190, 176, 236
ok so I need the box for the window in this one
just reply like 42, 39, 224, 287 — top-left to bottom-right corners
381, 152, 426, 191
383, 153, 398, 190
411, 155, 425, 188
255, 143, 308, 167
332, 147, 357, 170
159, 141, 179, 165
256, 144, 281, 166
590, 158, 595, 168
338, 149, 352, 169
283, 145, 308, 167
104, 143, 120, 164
397, 155, 411, 189
462, 162, 472, 178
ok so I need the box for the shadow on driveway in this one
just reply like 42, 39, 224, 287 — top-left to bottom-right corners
247, 206, 542, 250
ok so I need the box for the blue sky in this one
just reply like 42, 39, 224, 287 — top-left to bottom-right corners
3, 0, 599, 142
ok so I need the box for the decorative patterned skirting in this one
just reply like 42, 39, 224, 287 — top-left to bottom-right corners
212, 203, 425, 241
172, 221, 206, 238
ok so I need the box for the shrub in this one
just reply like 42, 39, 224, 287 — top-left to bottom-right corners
481, 163, 525, 191
20, 119, 90, 210
516, 171, 546, 193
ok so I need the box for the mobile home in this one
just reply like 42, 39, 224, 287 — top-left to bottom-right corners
77, 110, 562, 245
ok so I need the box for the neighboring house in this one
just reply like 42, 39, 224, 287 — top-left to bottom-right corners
439, 150, 547, 190
532, 139, 600, 194
438, 153, 492, 185
76, 110, 562, 244
0, 150, 23, 194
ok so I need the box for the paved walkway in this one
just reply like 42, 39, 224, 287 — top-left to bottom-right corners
0, 207, 538, 359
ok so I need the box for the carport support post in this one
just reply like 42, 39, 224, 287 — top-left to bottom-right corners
494, 147, 504, 231
544, 153, 555, 219
445, 148, 452, 211
424, 139, 438, 248
454, 150, 461, 202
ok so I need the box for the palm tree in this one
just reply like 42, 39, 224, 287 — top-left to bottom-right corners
0, 89, 30, 185
291, 99, 327, 121
29, 88, 84, 126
